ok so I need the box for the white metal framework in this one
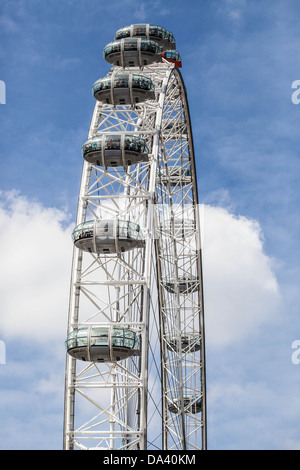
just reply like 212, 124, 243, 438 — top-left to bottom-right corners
63, 27, 206, 451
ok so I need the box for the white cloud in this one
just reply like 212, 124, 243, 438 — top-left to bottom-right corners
214, 0, 247, 23
0, 191, 73, 343
0, 192, 283, 448
202, 205, 281, 348
0, 191, 280, 351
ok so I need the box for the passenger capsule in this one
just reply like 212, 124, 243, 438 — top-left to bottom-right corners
162, 276, 199, 294
163, 121, 187, 134
82, 134, 149, 167
168, 396, 202, 414
160, 218, 195, 239
92, 73, 155, 105
161, 50, 182, 68
104, 38, 162, 68
166, 334, 201, 353
157, 166, 192, 186
65, 326, 140, 362
114, 24, 176, 51
72, 219, 144, 254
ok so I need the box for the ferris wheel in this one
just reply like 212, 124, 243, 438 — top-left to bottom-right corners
63, 23, 207, 451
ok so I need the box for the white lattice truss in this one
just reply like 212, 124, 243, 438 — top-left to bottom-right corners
63, 60, 207, 451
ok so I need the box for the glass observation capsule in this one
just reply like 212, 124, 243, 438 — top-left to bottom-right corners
163, 120, 187, 134
162, 275, 199, 294
92, 73, 155, 105
72, 219, 144, 254
81, 134, 149, 167
161, 50, 182, 68
104, 37, 162, 68
160, 218, 195, 239
65, 326, 140, 362
168, 396, 202, 414
157, 166, 192, 185
114, 24, 176, 51
166, 334, 201, 353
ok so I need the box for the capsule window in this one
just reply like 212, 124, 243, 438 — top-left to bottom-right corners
115, 77, 128, 88
105, 135, 121, 149
124, 40, 137, 51
90, 328, 109, 346
133, 25, 146, 36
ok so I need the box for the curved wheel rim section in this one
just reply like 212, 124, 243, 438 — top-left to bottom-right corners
155, 68, 207, 450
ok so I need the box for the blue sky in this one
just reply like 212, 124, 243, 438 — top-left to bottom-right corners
0, 0, 300, 450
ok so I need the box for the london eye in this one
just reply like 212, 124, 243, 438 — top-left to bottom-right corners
63, 23, 207, 451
